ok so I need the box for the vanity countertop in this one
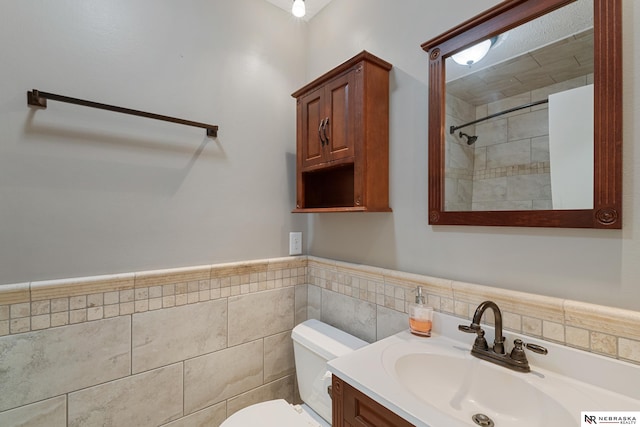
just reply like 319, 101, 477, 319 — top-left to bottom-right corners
327, 312, 640, 427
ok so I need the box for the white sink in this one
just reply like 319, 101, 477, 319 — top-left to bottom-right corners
388, 347, 574, 426
328, 312, 640, 427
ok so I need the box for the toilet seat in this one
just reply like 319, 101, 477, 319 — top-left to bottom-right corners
221, 399, 330, 427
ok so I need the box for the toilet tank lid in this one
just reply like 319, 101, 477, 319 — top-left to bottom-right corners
292, 319, 368, 361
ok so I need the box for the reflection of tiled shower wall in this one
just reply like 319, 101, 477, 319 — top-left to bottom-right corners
472, 92, 551, 210
445, 93, 476, 211
471, 74, 593, 210
0, 258, 308, 427
3, 254, 639, 426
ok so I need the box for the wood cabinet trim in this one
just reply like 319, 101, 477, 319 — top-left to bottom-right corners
292, 51, 392, 99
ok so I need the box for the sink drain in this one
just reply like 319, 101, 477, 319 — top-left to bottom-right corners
472, 413, 495, 427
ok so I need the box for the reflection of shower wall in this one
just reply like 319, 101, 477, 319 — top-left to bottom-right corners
445, 93, 475, 211
471, 74, 592, 211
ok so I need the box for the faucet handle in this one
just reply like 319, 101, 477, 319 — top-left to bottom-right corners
458, 323, 481, 333
510, 339, 548, 358
524, 342, 548, 355
458, 324, 488, 351
458, 324, 478, 333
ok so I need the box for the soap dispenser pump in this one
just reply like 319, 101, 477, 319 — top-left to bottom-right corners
409, 286, 433, 337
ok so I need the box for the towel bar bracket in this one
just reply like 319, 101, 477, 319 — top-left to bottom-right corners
27, 90, 47, 108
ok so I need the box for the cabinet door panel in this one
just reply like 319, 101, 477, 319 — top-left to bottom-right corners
300, 88, 325, 169
333, 376, 414, 427
326, 72, 356, 162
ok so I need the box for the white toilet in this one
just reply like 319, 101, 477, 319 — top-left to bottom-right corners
220, 319, 368, 427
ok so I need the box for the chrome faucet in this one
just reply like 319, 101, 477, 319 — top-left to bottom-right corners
458, 300, 547, 373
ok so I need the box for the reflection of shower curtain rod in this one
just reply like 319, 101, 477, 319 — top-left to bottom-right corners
449, 99, 549, 134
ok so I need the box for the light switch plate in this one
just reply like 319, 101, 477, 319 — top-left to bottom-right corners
289, 232, 302, 255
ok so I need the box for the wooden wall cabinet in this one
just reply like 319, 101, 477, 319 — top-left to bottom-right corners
292, 51, 392, 212
332, 375, 415, 427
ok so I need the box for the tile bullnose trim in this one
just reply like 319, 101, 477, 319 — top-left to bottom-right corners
31, 273, 135, 301
307, 256, 338, 270
335, 261, 385, 282
135, 265, 211, 288
452, 280, 565, 323
0, 282, 30, 305
208, 256, 305, 277
267, 256, 307, 270
211, 262, 268, 278
564, 300, 640, 341
384, 270, 454, 298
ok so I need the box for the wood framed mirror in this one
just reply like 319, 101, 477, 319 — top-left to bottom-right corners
421, 0, 621, 228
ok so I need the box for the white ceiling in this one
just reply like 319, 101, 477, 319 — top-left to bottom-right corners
264, 0, 333, 21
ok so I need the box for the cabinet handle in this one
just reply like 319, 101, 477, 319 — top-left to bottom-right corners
318, 118, 326, 146
322, 117, 330, 146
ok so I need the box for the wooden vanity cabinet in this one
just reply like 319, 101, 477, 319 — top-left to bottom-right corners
292, 51, 392, 212
332, 375, 415, 427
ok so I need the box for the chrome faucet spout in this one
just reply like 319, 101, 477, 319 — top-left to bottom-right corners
471, 300, 505, 354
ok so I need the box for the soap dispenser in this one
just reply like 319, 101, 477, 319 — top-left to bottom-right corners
409, 286, 433, 337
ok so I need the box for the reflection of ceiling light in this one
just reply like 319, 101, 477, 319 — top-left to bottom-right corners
452, 39, 492, 66
292, 0, 306, 17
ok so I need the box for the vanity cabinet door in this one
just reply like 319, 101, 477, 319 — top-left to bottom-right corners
332, 375, 415, 427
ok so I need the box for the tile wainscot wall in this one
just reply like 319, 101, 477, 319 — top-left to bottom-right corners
1, 255, 639, 426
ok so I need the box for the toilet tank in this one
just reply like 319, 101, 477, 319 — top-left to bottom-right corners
291, 319, 368, 423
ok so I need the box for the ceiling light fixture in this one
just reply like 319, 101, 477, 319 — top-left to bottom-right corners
292, 0, 306, 18
452, 38, 495, 66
